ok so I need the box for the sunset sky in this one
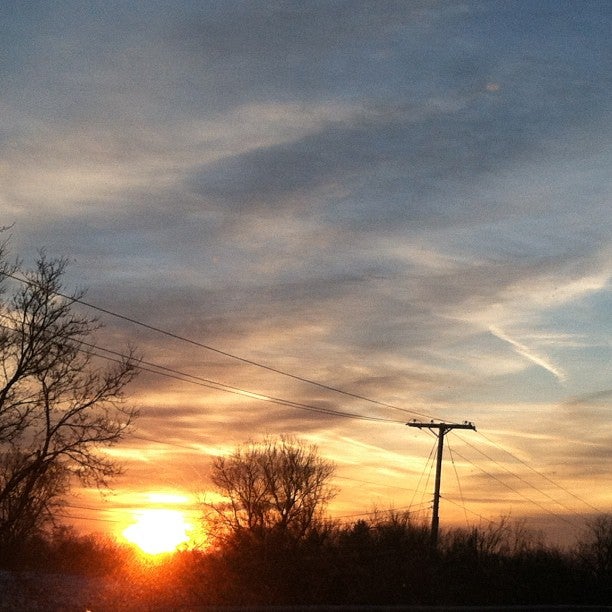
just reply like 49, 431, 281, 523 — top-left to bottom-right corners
1, 1, 610, 546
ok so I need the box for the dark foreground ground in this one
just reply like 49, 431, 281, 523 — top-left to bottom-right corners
2, 571, 612, 612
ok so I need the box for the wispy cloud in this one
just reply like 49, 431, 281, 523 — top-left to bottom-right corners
489, 326, 566, 383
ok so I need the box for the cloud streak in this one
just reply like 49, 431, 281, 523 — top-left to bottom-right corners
489, 326, 566, 383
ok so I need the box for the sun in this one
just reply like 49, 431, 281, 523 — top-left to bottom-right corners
123, 509, 192, 555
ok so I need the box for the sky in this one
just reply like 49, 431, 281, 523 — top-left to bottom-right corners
1, 0, 610, 547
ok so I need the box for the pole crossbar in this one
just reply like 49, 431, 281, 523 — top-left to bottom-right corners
407, 420, 476, 549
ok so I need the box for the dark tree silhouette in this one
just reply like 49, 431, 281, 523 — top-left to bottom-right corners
207, 436, 336, 541
0, 249, 138, 549
576, 513, 612, 601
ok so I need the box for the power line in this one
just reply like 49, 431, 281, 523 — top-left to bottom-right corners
439, 494, 498, 527
0, 270, 435, 421
0, 321, 406, 425
113, 354, 405, 424
476, 430, 603, 515
61, 501, 433, 526
454, 433, 587, 521
333, 500, 431, 521
335, 474, 420, 495
409, 436, 437, 515
131, 434, 205, 452
57, 512, 122, 524
448, 446, 581, 530
85, 341, 406, 424
447, 438, 469, 527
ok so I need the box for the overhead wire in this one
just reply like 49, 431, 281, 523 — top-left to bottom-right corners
439, 495, 498, 527
406, 423, 604, 534
446, 438, 469, 527
333, 500, 431, 521
454, 432, 588, 521
476, 430, 603, 514
335, 474, 420, 495
447, 445, 581, 530
0, 321, 406, 425
131, 434, 204, 452
87, 342, 407, 424
409, 434, 437, 516
0, 270, 435, 420
58, 513, 122, 524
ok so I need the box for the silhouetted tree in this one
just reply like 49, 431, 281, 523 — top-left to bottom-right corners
190, 509, 612, 606
331, 511, 432, 605
199, 437, 337, 604
577, 515, 612, 576
438, 518, 579, 606
207, 436, 336, 542
576, 514, 612, 601
0, 248, 138, 551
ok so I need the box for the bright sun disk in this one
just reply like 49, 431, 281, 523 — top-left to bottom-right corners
123, 509, 191, 555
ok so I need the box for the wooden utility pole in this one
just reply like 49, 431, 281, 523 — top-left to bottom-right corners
407, 420, 476, 549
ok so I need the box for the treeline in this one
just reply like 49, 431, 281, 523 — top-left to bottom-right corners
191, 512, 612, 607
2, 513, 612, 609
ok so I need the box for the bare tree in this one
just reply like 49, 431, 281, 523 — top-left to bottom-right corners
207, 436, 336, 541
0, 248, 139, 548
576, 514, 612, 580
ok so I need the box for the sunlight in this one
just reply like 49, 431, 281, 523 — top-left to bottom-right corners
123, 509, 192, 555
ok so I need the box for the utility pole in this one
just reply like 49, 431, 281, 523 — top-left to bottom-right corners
407, 420, 476, 549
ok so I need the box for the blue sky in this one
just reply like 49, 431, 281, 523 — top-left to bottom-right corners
1, 1, 610, 543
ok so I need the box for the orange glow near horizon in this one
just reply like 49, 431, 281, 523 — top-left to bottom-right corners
123, 508, 192, 555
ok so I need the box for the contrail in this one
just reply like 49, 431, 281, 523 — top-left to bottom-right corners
489, 326, 566, 383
